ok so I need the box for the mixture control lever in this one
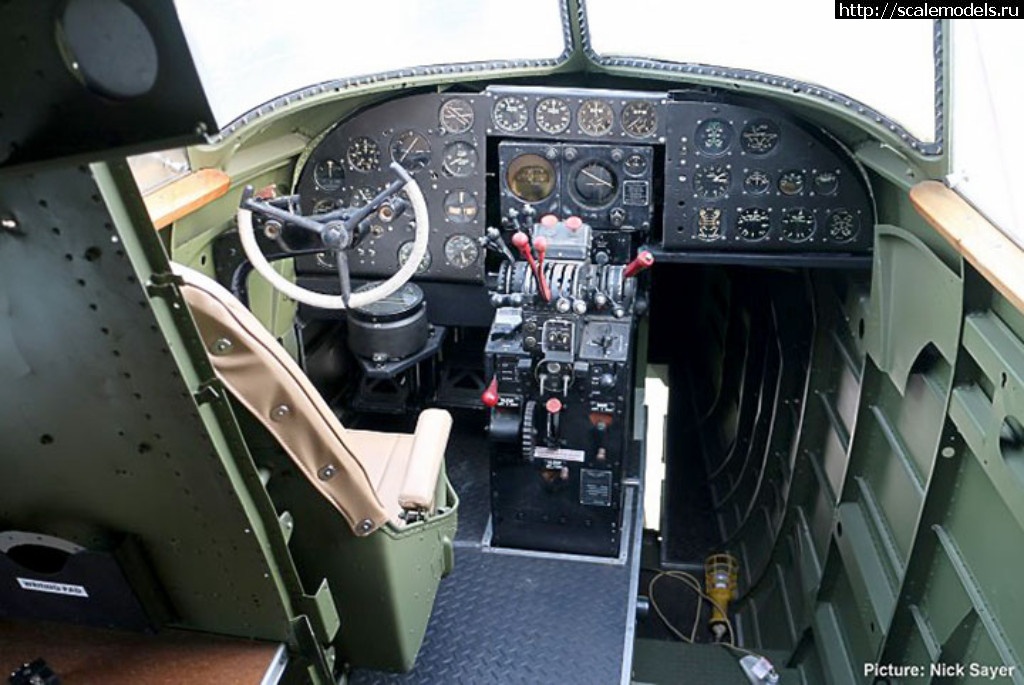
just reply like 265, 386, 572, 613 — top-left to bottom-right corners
624, 250, 655, 278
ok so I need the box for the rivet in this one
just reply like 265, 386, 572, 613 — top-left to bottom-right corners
357, 519, 374, 535
211, 337, 233, 355
271, 404, 291, 421
1, 218, 17, 230
317, 464, 336, 480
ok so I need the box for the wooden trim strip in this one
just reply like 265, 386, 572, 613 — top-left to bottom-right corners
144, 168, 230, 230
910, 180, 1024, 313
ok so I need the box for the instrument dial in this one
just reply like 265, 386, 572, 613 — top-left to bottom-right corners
813, 170, 840, 195
441, 142, 478, 178
743, 169, 771, 195
624, 153, 648, 176
696, 207, 724, 241
507, 154, 556, 203
347, 137, 380, 173
439, 98, 474, 134
693, 165, 731, 199
578, 100, 614, 137
621, 101, 658, 138
444, 234, 479, 269
778, 170, 805, 196
313, 159, 345, 191
397, 241, 432, 274
443, 189, 479, 224
741, 120, 781, 155
781, 208, 816, 242
696, 119, 734, 155
736, 208, 771, 241
535, 98, 571, 134
493, 96, 529, 132
390, 130, 431, 172
349, 186, 375, 207
573, 161, 618, 207
827, 209, 858, 242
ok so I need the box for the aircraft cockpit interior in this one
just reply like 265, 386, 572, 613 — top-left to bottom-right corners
2, 3, 1024, 684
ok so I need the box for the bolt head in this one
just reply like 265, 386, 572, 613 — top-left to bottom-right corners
270, 404, 291, 421
211, 338, 233, 355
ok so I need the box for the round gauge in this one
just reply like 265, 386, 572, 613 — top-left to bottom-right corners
741, 120, 781, 155
444, 234, 479, 269
743, 169, 771, 195
441, 141, 478, 178
736, 208, 771, 241
443, 189, 479, 224
493, 96, 529, 133
624, 153, 648, 177
349, 186, 375, 207
573, 161, 618, 207
535, 98, 571, 135
781, 208, 816, 242
313, 159, 345, 191
778, 170, 806, 196
696, 119, 734, 155
827, 209, 858, 242
390, 130, 431, 172
693, 165, 731, 199
347, 137, 380, 173
397, 241, 432, 274
813, 170, 840, 195
621, 101, 658, 138
313, 198, 338, 214
506, 153, 556, 203
578, 100, 614, 137
439, 98, 474, 134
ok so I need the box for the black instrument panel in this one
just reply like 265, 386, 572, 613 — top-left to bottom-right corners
293, 86, 873, 283
662, 100, 872, 251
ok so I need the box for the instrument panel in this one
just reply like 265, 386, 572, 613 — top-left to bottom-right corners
293, 85, 874, 283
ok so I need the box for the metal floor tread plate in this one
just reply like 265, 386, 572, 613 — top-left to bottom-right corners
349, 543, 635, 685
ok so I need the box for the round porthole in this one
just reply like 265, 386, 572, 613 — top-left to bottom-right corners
56, 0, 158, 100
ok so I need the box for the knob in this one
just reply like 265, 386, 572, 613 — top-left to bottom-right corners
594, 251, 610, 265
609, 207, 626, 227
556, 298, 571, 313
541, 214, 559, 227
573, 299, 588, 315
599, 373, 616, 388
624, 250, 655, 278
482, 377, 500, 408
565, 215, 583, 231
610, 148, 624, 162
545, 397, 563, 414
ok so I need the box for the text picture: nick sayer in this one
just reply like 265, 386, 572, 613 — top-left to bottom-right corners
866, 662, 1017, 681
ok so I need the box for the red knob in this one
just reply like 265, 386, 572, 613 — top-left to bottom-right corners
511, 231, 529, 249
545, 397, 563, 414
624, 250, 655, 278
541, 214, 558, 227
565, 215, 583, 231
482, 377, 500, 408
534, 236, 548, 260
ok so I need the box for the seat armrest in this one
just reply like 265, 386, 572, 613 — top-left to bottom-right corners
398, 409, 452, 512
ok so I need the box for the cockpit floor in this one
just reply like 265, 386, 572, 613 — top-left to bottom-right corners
349, 425, 641, 685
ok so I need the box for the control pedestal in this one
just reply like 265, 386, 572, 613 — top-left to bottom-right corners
483, 216, 651, 557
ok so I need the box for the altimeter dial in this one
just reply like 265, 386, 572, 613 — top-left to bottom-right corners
736, 208, 771, 241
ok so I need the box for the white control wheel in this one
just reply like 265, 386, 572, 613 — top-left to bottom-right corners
237, 175, 429, 310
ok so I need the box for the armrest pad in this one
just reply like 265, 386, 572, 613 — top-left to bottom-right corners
399, 409, 452, 511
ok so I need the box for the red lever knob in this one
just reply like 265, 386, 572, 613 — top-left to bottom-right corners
534, 236, 548, 261
545, 397, 563, 414
624, 250, 655, 278
565, 215, 583, 231
482, 377, 500, 408
540, 214, 558, 227
511, 231, 530, 252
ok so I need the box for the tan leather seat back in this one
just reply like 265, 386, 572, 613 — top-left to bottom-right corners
172, 264, 390, 536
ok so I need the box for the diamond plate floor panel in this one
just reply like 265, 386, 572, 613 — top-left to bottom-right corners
349, 545, 633, 685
